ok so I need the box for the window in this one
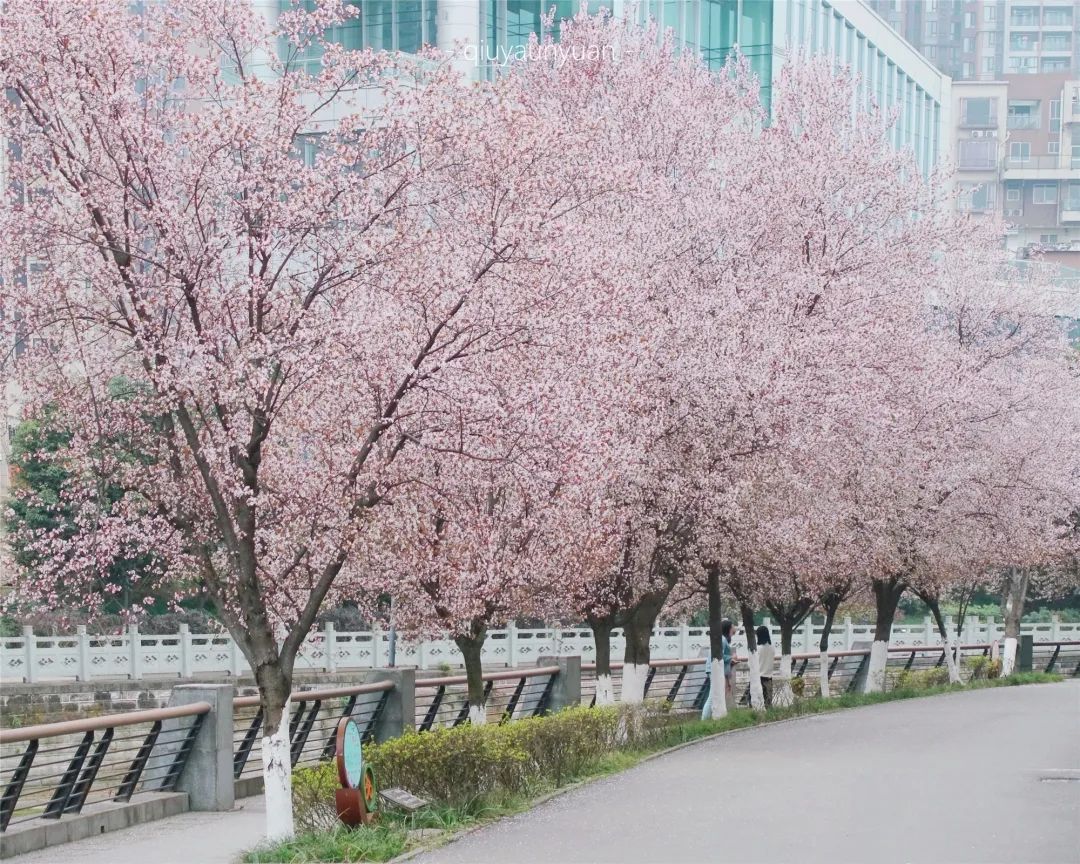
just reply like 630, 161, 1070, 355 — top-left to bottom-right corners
1009, 141, 1031, 162
926, 45, 937, 59
1041, 58, 1070, 72
964, 11, 974, 27
961, 97, 997, 127
1008, 101, 1041, 130
960, 183, 996, 212
1033, 183, 1058, 204
983, 57, 997, 74
1050, 100, 1062, 133
963, 36, 974, 52
1043, 33, 1072, 51
1039, 234, 1059, 244
959, 139, 997, 169
1010, 7, 1039, 26
1009, 32, 1036, 50
962, 62, 974, 78
984, 6, 997, 23
927, 21, 937, 36
1044, 7, 1073, 26
1049, 141, 1060, 155
1066, 182, 1080, 209
1007, 185, 1021, 202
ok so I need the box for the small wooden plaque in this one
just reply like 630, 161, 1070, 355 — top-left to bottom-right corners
379, 787, 429, 812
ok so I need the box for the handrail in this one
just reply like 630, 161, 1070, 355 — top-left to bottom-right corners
416, 665, 560, 689
233, 679, 394, 709
0, 701, 212, 745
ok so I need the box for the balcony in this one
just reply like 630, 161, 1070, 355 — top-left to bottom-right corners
1007, 115, 1040, 130
1062, 202, 1080, 223
1002, 154, 1074, 179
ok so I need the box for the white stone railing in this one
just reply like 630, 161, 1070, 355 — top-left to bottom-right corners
2, 616, 1077, 683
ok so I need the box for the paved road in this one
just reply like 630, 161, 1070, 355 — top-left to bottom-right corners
8, 796, 266, 864
418, 682, 1080, 864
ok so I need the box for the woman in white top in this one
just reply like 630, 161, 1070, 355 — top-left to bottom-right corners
755, 625, 776, 708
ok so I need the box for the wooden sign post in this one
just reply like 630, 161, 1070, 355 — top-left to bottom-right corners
335, 717, 378, 827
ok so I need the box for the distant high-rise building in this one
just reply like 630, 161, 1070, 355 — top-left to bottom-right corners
867, 0, 1079, 80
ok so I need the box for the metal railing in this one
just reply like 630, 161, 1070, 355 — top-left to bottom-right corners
231, 681, 393, 781
0, 702, 210, 833
579, 640, 1080, 711
414, 666, 559, 731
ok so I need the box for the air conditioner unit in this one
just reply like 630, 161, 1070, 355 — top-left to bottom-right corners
972, 130, 985, 137
1005, 208, 1023, 218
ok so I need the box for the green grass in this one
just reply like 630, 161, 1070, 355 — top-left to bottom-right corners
243, 671, 1064, 863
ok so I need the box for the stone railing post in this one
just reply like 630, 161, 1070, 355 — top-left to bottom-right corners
508, 622, 518, 668
76, 625, 91, 682
843, 616, 854, 649
537, 655, 581, 714
802, 617, 814, 653
179, 623, 193, 678
923, 616, 933, 645
169, 684, 235, 811
324, 621, 337, 673
365, 669, 415, 742
229, 635, 244, 677
129, 624, 142, 679
22, 626, 37, 684
1051, 614, 1061, 642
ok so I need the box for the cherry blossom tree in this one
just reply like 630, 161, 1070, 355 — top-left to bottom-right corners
0, 0, 616, 837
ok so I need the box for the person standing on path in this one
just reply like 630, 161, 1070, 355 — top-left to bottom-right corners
721, 619, 736, 710
756, 625, 775, 708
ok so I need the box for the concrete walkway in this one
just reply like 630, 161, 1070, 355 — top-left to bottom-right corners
6, 796, 267, 864
417, 681, 1080, 864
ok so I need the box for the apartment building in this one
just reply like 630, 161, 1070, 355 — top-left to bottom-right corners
868, 0, 1079, 80
954, 75, 1080, 256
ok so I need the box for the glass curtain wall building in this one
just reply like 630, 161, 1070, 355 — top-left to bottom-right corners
259, 1, 951, 176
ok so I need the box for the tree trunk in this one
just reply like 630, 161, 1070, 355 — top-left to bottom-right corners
770, 620, 792, 708
818, 595, 842, 698
454, 629, 488, 725
703, 566, 727, 719
588, 613, 616, 706
924, 595, 961, 685
1000, 569, 1030, 676
739, 604, 764, 710
864, 576, 905, 694
255, 660, 294, 842
620, 605, 656, 704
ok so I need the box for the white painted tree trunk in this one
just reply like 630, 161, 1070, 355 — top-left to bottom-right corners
746, 652, 765, 710
620, 663, 649, 704
1002, 636, 1018, 676
944, 637, 961, 685
594, 673, 615, 706
262, 699, 295, 843
468, 703, 487, 726
818, 650, 831, 698
703, 658, 727, 719
773, 653, 794, 707
863, 640, 889, 694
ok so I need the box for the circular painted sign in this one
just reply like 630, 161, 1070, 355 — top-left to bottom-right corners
336, 717, 363, 790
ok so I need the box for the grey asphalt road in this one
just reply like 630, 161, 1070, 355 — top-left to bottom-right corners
417, 682, 1080, 864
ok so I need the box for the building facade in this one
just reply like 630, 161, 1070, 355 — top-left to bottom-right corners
954, 75, 1080, 254
868, 0, 1079, 80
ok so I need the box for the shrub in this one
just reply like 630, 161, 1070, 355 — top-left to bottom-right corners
293, 762, 342, 833
895, 667, 950, 691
